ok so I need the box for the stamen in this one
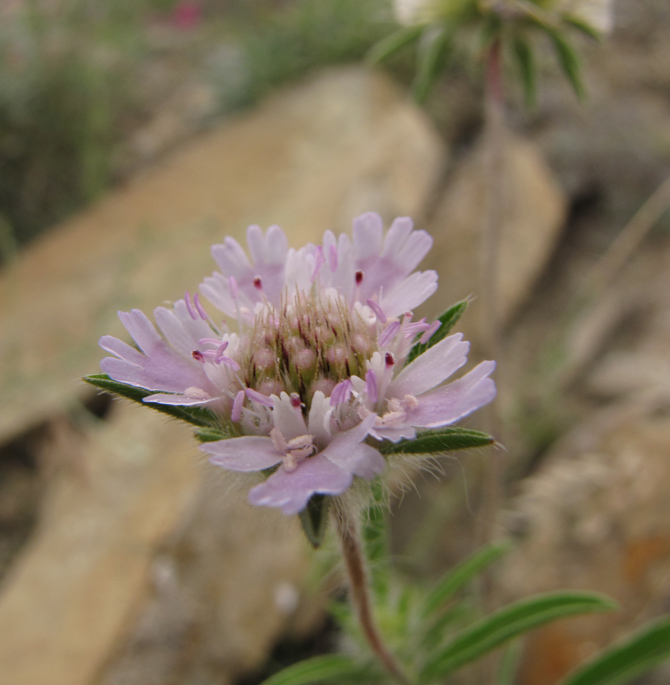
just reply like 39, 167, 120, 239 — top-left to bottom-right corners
192, 350, 205, 362
379, 320, 400, 347
366, 298, 387, 324
355, 270, 364, 285
365, 370, 378, 403
231, 389, 245, 421
330, 378, 353, 407
385, 352, 395, 368
245, 387, 273, 406
184, 291, 198, 320
193, 293, 208, 320
419, 320, 441, 344
290, 393, 302, 409
253, 276, 263, 290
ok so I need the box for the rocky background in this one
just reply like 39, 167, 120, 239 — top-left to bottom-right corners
0, 1, 669, 684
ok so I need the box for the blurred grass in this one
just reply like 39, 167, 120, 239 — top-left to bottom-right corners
0, 0, 397, 263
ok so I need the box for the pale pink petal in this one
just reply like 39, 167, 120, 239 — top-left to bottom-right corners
407, 361, 496, 428
325, 442, 385, 479
248, 454, 352, 515
272, 392, 308, 439
380, 270, 438, 318
390, 333, 468, 397
154, 301, 211, 358
99, 335, 145, 365
382, 217, 433, 275
203, 436, 283, 471
369, 424, 416, 443
143, 391, 215, 406
211, 236, 251, 279
307, 391, 332, 444
353, 212, 384, 266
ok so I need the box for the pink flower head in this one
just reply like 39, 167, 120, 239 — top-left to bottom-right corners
97, 213, 495, 515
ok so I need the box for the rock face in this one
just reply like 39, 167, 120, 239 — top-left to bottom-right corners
0, 66, 445, 685
423, 131, 566, 339
0, 65, 444, 444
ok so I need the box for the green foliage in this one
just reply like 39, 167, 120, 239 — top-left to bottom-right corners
299, 494, 332, 549
512, 34, 537, 107
558, 615, 670, 685
419, 592, 617, 682
413, 27, 450, 104
0, 0, 145, 254
83, 373, 217, 428
407, 300, 469, 364
381, 427, 495, 456
260, 654, 378, 685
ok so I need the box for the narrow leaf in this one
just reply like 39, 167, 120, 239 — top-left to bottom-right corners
261, 654, 373, 685
512, 34, 537, 108
547, 29, 585, 98
422, 542, 511, 617
420, 592, 617, 682
498, 640, 523, 685
381, 427, 495, 456
83, 374, 216, 427
563, 15, 603, 41
407, 300, 468, 364
363, 482, 390, 598
299, 494, 331, 549
559, 615, 670, 685
367, 25, 423, 64
413, 26, 449, 103
195, 427, 230, 443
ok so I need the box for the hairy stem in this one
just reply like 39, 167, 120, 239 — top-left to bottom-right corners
334, 502, 409, 684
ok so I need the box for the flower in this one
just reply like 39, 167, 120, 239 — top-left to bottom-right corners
98, 213, 495, 514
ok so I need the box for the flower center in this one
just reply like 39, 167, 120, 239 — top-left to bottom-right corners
244, 290, 375, 408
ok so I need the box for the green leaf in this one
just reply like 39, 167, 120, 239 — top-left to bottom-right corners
407, 300, 469, 364
422, 542, 511, 617
260, 654, 375, 685
367, 25, 423, 64
419, 591, 618, 682
558, 615, 670, 685
195, 427, 230, 442
412, 26, 450, 103
512, 34, 537, 108
381, 427, 495, 456
363, 482, 390, 598
547, 29, 585, 99
498, 640, 523, 685
299, 494, 331, 549
563, 15, 603, 41
83, 374, 216, 427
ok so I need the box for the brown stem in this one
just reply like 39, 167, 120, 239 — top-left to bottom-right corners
334, 501, 410, 685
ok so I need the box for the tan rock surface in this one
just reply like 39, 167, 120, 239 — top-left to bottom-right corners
424, 131, 566, 339
0, 65, 444, 444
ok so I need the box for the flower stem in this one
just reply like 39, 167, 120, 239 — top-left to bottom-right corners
334, 501, 409, 685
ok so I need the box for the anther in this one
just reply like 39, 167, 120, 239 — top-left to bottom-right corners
253, 276, 263, 290
192, 350, 205, 362
355, 270, 364, 285
385, 352, 395, 367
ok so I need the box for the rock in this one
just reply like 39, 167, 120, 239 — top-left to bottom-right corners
0, 65, 445, 445
0, 66, 445, 685
0, 403, 202, 685
498, 414, 670, 685
423, 131, 567, 341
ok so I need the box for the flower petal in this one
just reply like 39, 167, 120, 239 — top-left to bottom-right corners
390, 333, 468, 397
203, 436, 282, 471
407, 361, 497, 428
248, 454, 352, 515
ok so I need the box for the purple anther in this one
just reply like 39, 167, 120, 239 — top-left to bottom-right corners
365, 370, 378, 403
184, 291, 198, 320
253, 276, 263, 290
379, 320, 401, 347
311, 246, 326, 282
330, 379, 353, 407
328, 244, 338, 271
404, 317, 431, 338
366, 298, 387, 324
228, 276, 239, 300
193, 293, 208, 320
419, 320, 441, 344
245, 387, 273, 406
385, 352, 396, 368
192, 350, 205, 362
231, 389, 245, 422
355, 270, 364, 285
